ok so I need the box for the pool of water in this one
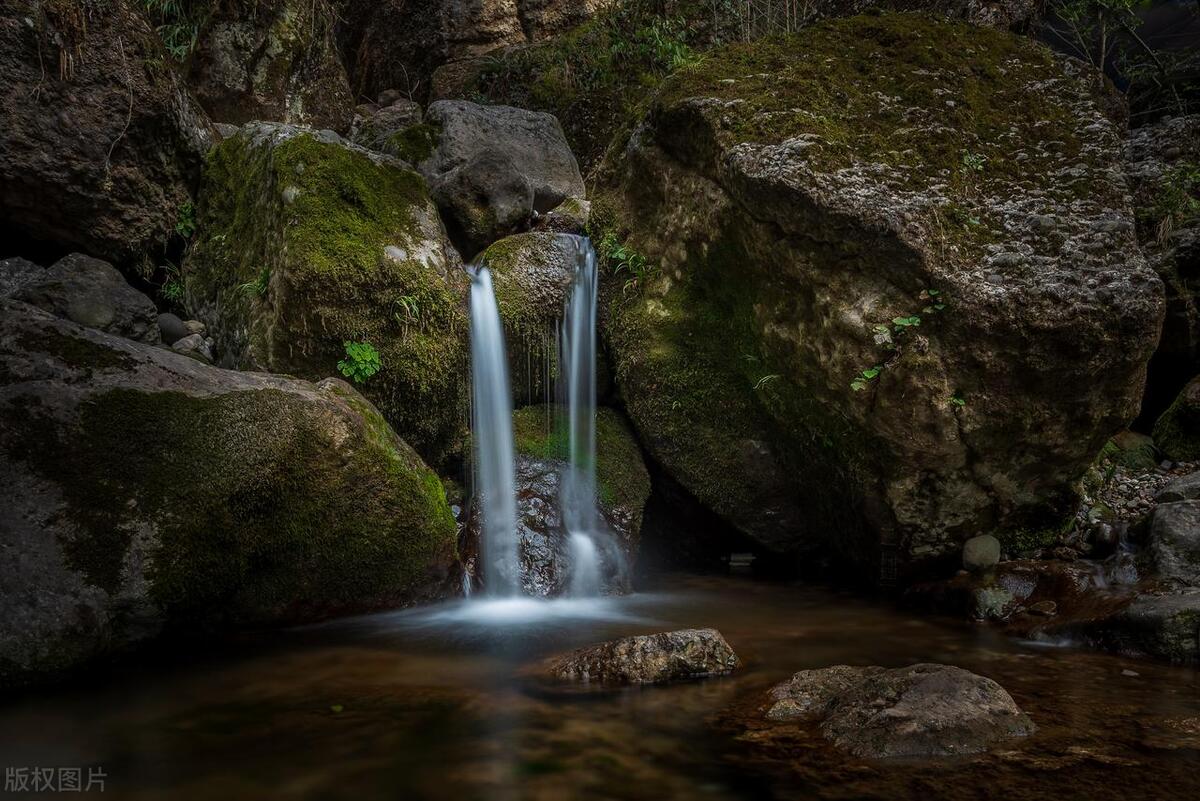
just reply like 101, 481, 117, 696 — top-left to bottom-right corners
1, 573, 1198, 800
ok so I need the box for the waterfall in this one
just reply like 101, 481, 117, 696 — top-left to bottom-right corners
559, 237, 608, 596
469, 267, 519, 596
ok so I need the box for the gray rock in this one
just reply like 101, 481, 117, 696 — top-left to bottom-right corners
820, 664, 1035, 758
14, 253, 160, 344
171, 333, 214, 363
533, 197, 591, 235
377, 89, 404, 107
1075, 590, 1200, 663
183, 319, 207, 336
963, 534, 1001, 573
431, 149, 534, 256
0, 0, 213, 265
0, 256, 42, 297
421, 100, 585, 212
1149, 501, 1200, 587
0, 298, 458, 689
157, 312, 188, 345
540, 629, 739, 685
1155, 471, 1200, 503
350, 100, 426, 157
766, 665, 883, 721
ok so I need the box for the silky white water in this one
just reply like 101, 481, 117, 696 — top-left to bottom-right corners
469, 266, 519, 596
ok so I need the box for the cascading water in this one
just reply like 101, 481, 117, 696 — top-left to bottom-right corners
559, 236, 624, 596
469, 266, 519, 596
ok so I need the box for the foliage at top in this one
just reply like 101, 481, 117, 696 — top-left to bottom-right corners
1040, 0, 1200, 121
139, 0, 214, 59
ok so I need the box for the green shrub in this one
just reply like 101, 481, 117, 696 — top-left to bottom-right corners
338, 341, 382, 384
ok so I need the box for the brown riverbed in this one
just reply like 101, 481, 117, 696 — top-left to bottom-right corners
0, 573, 1198, 800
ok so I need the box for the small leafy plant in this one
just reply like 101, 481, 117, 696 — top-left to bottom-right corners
851, 365, 882, 392
159, 261, 185, 305
237, 267, 270, 297
338, 341, 382, 384
961, 151, 987, 173
174, 201, 196, 239
949, 393, 966, 408
393, 295, 420, 326
599, 232, 655, 293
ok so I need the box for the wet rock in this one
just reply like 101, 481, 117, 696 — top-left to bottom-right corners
0, 299, 458, 689
157, 313, 188, 346
533, 197, 591, 235
597, 14, 1161, 562
1073, 591, 1200, 663
14, 254, 159, 344
1149, 501, 1200, 587
963, 534, 1001, 573
1027, 600, 1058, 616
187, 0, 353, 132
420, 101, 585, 213
0, 256, 42, 297
1156, 471, 1200, 503
183, 122, 467, 465
0, 1, 213, 266
820, 664, 1035, 758
431, 149, 535, 255
766, 665, 883, 721
540, 628, 739, 685
462, 405, 651, 596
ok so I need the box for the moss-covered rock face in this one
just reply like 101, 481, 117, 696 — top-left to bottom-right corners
0, 299, 457, 688
1154, 375, 1200, 462
596, 13, 1164, 570
188, 0, 354, 132
184, 122, 469, 467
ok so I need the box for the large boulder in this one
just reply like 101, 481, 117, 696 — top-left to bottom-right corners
461, 404, 651, 596
1069, 590, 1200, 663
0, 299, 459, 688
1149, 501, 1200, 587
538, 628, 740, 685
13, 253, 160, 344
1125, 115, 1200, 424
766, 665, 883, 722
420, 100, 585, 218
0, 0, 213, 268
432, 149, 535, 256
819, 664, 1035, 758
182, 123, 469, 466
187, 0, 354, 132
1154, 375, 1200, 462
595, 13, 1163, 567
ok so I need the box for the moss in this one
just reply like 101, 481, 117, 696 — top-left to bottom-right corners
384, 123, 440, 164
11, 385, 456, 621
185, 128, 469, 466
995, 518, 1071, 555
1153, 377, 1200, 462
511, 404, 650, 516
18, 329, 135, 372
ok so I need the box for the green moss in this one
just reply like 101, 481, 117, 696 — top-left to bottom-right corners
12, 384, 456, 620
511, 404, 651, 516
1153, 378, 1200, 461
384, 123, 440, 164
185, 128, 469, 466
18, 329, 135, 372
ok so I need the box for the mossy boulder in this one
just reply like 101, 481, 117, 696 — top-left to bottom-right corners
187, 0, 354, 132
1154, 375, 1200, 462
595, 13, 1163, 569
0, 299, 458, 688
480, 232, 581, 404
0, 0, 214, 270
183, 122, 469, 466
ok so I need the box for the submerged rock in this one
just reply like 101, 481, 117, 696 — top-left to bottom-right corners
596, 13, 1162, 565
820, 664, 1035, 758
540, 628, 739, 685
1070, 590, 1200, 663
187, 0, 354, 132
0, 0, 213, 267
182, 122, 468, 466
766, 665, 883, 722
14, 253, 160, 344
0, 299, 459, 688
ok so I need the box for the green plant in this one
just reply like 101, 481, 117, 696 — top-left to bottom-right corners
1150, 163, 1200, 241
961, 151, 987, 173
393, 295, 420, 326
174, 201, 196, 239
753, 373, 780, 390
139, 0, 211, 60
949, 393, 966, 408
338, 341, 382, 384
237, 267, 270, 298
599, 232, 656, 293
159, 261, 185, 304
851, 365, 882, 392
